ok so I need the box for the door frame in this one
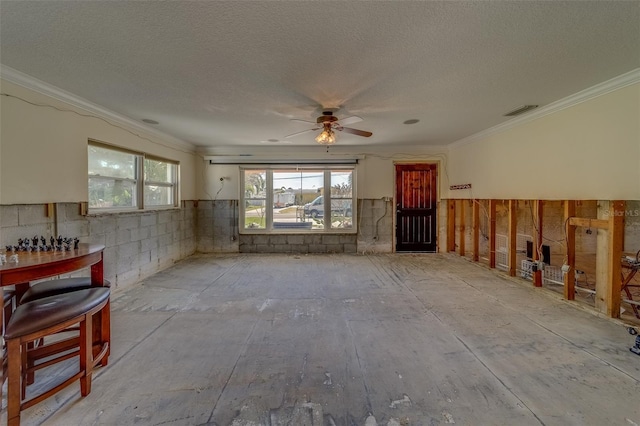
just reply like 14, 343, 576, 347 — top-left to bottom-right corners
393, 161, 440, 253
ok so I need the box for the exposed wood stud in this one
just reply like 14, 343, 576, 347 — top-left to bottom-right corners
564, 200, 576, 300
508, 200, 517, 277
458, 199, 465, 256
533, 200, 543, 287
489, 200, 497, 268
447, 199, 456, 252
568, 217, 609, 230
45, 203, 55, 217
472, 200, 480, 262
606, 200, 625, 318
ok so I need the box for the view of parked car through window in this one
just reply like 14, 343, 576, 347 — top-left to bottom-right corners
242, 168, 354, 232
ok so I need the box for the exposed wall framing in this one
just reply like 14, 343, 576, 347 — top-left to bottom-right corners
445, 198, 640, 323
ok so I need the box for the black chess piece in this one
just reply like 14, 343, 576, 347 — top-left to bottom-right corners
57, 235, 63, 246
5, 245, 13, 252
74, 238, 80, 249
50, 236, 55, 247
41, 236, 46, 246
17, 238, 23, 247
32, 236, 39, 246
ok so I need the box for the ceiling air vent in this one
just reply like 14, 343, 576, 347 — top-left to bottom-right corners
503, 105, 539, 117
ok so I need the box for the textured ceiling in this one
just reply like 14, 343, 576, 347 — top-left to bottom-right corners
1, 1, 639, 150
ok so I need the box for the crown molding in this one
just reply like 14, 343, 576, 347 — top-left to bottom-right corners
449, 68, 640, 150
0, 65, 196, 153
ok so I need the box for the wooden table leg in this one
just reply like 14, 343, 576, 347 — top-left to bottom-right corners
90, 253, 109, 364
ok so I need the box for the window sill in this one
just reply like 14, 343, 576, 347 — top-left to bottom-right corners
86, 206, 181, 217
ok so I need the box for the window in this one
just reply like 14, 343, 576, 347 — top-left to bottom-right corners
240, 166, 356, 233
88, 141, 178, 211
144, 157, 178, 207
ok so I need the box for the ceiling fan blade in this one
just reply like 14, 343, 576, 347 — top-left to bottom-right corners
339, 115, 363, 126
340, 127, 372, 137
284, 127, 320, 138
290, 118, 317, 125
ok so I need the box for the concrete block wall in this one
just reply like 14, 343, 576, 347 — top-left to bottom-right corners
356, 199, 393, 253
0, 202, 197, 291
624, 200, 640, 253
438, 201, 448, 253
239, 233, 357, 253
196, 200, 239, 253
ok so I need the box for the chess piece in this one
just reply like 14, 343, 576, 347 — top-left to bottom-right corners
0, 254, 6, 265
74, 238, 80, 249
57, 235, 63, 246
9, 254, 19, 264
41, 236, 47, 246
32, 236, 39, 246
50, 236, 55, 247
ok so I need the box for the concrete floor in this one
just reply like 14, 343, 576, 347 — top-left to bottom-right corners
3, 253, 640, 426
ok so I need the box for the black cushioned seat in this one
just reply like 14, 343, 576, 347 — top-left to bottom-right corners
20, 277, 110, 304
6, 288, 110, 340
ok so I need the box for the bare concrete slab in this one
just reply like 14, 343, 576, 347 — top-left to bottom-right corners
3, 254, 639, 425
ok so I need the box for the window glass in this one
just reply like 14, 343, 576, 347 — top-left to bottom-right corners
241, 166, 356, 233
274, 170, 323, 229
88, 145, 136, 179
144, 158, 177, 207
330, 170, 353, 230
88, 142, 179, 211
244, 170, 267, 229
88, 145, 137, 209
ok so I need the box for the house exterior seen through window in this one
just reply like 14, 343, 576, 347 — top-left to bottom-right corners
241, 167, 355, 233
88, 141, 178, 211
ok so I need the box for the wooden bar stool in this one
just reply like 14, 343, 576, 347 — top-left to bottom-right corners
4, 287, 110, 426
19, 277, 112, 386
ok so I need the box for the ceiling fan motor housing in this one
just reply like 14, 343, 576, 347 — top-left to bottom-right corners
317, 113, 339, 124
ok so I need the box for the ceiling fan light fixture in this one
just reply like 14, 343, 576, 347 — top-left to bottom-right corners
315, 128, 336, 145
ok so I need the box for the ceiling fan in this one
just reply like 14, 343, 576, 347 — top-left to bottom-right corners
285, 110, 373, 145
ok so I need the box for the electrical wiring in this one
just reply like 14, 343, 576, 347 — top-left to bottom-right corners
0, 92, 195, 155
374, 198, 389, 241
214, 178, 225, 200
527, 202, 568, 247
2, 91, 225, 203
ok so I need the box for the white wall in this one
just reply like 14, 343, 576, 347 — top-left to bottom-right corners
0, 80, 198, 204
196, 146, 450, 202
447, 83, 640, 200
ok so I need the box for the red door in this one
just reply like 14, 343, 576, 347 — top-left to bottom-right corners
395, 164, 438, 252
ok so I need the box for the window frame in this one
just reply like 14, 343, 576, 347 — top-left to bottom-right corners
240, 165, 357, 234
88, 140, 179, 213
